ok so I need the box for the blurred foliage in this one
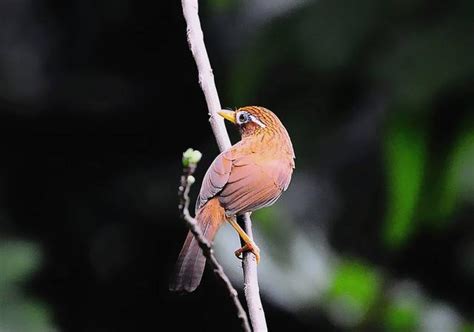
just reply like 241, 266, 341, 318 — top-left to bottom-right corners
463, 323, 474, 332
223, 0, 474, 241
383, 115, 427, 248
253, 207, 290, 246
384, 302, 420, 332
0, 241, 55, 332
252, 206, 294, 263
0, 241, 41, 287
218, 0, 474, 329
383, 284, 422, 332
326, 260, 381, 327
421, 125, 474, 226
207, 0, 237, 12
444, 129, 474, 206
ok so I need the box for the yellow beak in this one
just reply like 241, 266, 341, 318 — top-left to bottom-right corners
218, 110, 236, 124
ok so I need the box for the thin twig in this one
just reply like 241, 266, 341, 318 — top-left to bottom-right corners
181, 0, 268, 331
178, 165, 251, 332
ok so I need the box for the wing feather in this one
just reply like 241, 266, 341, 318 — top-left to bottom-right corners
196, 145, 293, 215
195, 151, 232, 212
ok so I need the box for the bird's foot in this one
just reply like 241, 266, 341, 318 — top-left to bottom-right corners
234, 242, 260, 264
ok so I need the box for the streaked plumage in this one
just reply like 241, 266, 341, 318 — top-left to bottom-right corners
170, 106, 295, 292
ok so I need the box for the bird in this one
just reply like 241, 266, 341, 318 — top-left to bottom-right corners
170, 106, 295, 292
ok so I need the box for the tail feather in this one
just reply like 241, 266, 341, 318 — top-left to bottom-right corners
169, 198, 225, 292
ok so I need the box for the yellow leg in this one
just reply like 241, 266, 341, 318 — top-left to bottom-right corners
227, 217, 260, 263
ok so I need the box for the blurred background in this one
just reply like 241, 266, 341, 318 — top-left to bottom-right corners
0, 0, 473, 331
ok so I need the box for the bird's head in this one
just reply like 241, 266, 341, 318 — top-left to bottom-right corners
218, 106, 279, 137
218, 106, 295, 158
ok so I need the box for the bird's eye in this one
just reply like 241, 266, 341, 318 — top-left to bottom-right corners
237, 112, 249, 124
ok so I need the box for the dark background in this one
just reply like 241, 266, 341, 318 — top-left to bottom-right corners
0, 0, 473, 331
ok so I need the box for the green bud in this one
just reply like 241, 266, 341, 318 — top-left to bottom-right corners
182, 148, 202, 167
189, 150, 202, 164
187, 175, 196, 185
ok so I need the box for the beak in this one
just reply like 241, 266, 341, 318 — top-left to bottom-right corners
218, 110, 236, 124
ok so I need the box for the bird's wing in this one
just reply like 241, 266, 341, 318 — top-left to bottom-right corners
196, 146, 293, 216
263, 157, 294, 192
195, 150, 233, 213
218, 154, 292, 215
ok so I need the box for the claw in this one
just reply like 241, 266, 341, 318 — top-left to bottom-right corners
226, 217, 261, 263
234, 242, 260, 264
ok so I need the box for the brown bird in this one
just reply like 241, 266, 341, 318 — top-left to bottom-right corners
170, 106, 295, 292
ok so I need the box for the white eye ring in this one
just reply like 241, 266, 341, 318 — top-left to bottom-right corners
235, 111, 266, 128
236, 111, 250, 124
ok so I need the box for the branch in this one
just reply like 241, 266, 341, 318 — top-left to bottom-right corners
181, 0, 268, 331
181, 0, 231, 152
238, 215, 267, 332
178, 153, 251, 332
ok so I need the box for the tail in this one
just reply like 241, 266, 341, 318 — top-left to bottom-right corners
169, 198, 225, 292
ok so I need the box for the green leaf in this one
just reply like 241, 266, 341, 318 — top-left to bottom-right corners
383, 115, 427, 249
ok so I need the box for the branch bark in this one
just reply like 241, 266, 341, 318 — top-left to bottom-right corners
238, 215, 267, 332
181, 0, 230, 152
180, 0, 268, 331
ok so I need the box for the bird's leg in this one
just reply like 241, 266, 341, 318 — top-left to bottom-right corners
227, 217, 260, 263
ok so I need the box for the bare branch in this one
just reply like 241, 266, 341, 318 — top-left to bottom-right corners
239, 215, 268, 332
181, 0, 231, 152
178, 164, 251, 332
180, 0, 268, 330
